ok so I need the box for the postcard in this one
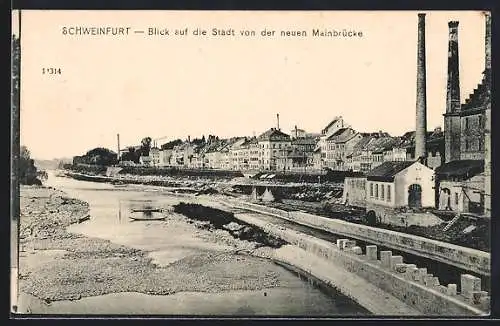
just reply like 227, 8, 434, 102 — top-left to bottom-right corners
11, 10, 491, 317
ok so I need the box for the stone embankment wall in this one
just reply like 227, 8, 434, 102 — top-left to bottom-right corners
128, 191, 489, 315
224, 211, 490, 316
227, 200, 490, 276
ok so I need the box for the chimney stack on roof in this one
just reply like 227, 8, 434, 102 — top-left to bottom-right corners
415, 13, 428, 162
277, 113, 280, 131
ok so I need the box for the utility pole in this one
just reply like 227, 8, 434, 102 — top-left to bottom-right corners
117, 133, 120, 165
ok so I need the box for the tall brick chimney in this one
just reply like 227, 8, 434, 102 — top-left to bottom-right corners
444, 21, 462, 163
415, 13, 427, 162
446, 21, 461, 114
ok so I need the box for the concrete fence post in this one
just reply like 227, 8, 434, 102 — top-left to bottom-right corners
390, 256, 403, 270
366, 245, 377, 260
344, 240, 356, 250
447, 284, 457, 296
351, 246, 362, 255
380, 251, 392, 268
414, 268, 427, 283
337, 239, 348, 250
460, 274, 481, 301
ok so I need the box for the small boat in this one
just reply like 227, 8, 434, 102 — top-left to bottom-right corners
129, 206, 169, 220
128, 211, 166, 221
129, 215, 166, 221
130, 208, 163, 213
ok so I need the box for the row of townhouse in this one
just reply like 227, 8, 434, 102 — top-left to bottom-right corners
124, 127, 319, 171
123, 117, 445, 173
310, 116, 445, 173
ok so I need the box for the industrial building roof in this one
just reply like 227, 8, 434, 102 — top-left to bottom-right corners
366, 161, 416, 182
435, 159, 484, 179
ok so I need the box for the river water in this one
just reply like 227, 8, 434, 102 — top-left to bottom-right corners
42, 173, 370, 316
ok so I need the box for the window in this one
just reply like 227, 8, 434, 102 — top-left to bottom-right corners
370, 183, 373, 197
455, 193, 459, 205
375, 184, 379, 198
479, 141, 484, 151
381, 185, 385, 200
479, 116, 483, 128
465, 118, 469, 130
387, 185, 391, 201
465, 140, 470, 151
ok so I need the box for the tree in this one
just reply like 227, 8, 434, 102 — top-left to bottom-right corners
85, 147, 118, 166
19, 146, 31, 183
19, 145, 41, 185
121, 147, 140, 163
21, 146, 30, 160
140, 137, 152, 156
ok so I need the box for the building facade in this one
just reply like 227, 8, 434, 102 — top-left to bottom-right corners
257, 128, 292, 171
324, 128, 363, 170
365, 161, 435, 209
437, 16, 490, 216
149, 147, 160, 166
317, 116, 347, 169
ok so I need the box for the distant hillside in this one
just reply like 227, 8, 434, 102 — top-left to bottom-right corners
34, 158, 72, 170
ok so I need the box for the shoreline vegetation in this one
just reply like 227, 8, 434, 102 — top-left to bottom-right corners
60, 167, 490, 253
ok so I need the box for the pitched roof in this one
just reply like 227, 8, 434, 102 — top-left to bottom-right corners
435, 160, 484, 179
257, 128, 290, 141
292, 137, 318, 145
243, 137, 258, 145
359, 136, 398, 154
322, 117, 342, 132
204, 139, 228, 153
229, 137, 248, 149
306, 132, 322, 138
366, 161, 415, 182
352, 135, 373, 151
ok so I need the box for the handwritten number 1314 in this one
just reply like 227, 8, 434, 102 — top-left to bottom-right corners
42, 68, 62, 75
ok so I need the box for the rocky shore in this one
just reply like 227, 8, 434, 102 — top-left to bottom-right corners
17, 185, 291, 310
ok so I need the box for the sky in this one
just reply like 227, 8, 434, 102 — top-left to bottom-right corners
14, 10, 488, 160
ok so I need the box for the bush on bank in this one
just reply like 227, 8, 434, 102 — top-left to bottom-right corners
64, 164, 107, 175
173, 202, 287, 248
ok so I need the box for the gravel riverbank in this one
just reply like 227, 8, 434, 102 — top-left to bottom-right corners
17, 186, 290, 307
